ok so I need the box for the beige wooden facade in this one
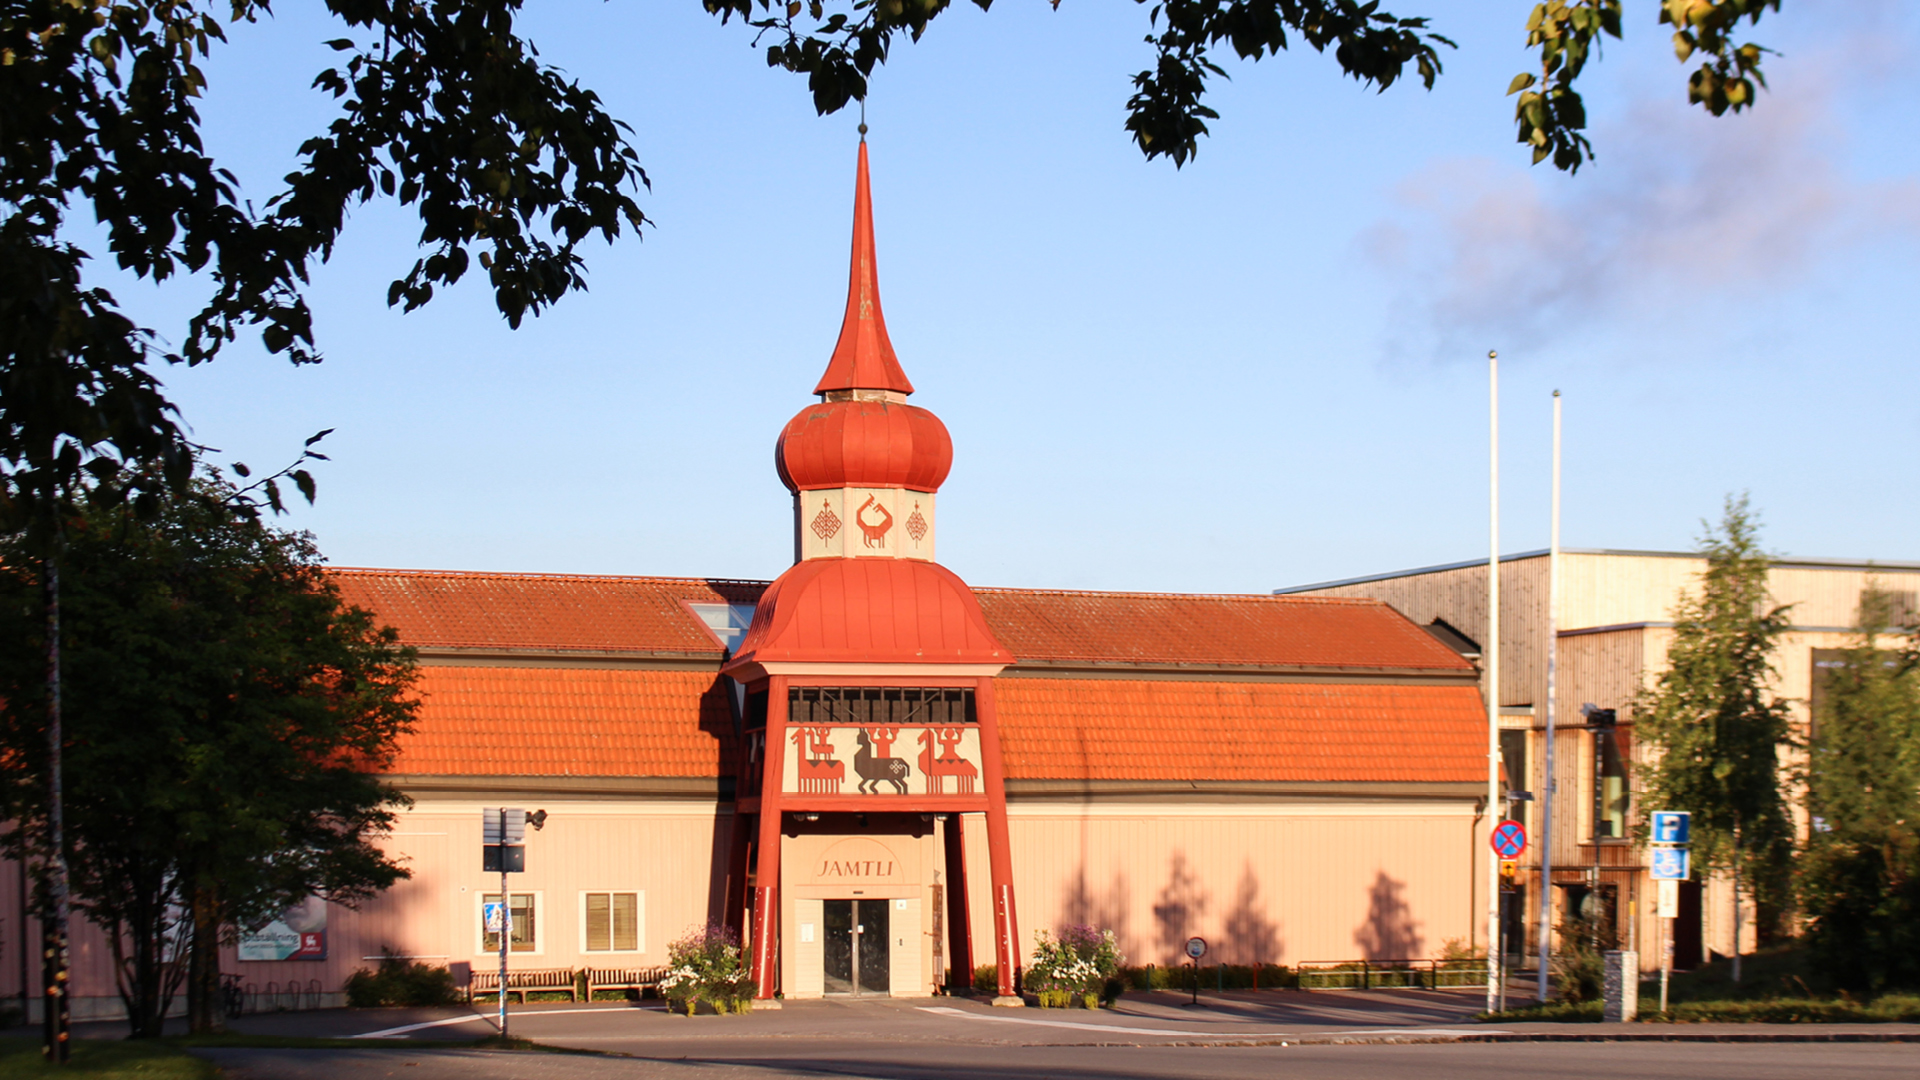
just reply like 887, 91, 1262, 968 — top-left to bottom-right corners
1280, 550, 1920, 971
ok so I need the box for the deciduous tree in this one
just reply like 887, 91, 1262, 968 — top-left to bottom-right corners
0, 476, 419, 1036
1634, 494, 1794, 981
1800, 583, 1920, 992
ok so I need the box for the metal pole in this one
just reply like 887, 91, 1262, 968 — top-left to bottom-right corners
498, 808, 509, 1040
1538, 389, 1561, 1002
1660, 916, 1672, 1014
1485, 350, 1503, 1015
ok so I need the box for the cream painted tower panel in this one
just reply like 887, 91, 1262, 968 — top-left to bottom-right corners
794, 488, 936, 562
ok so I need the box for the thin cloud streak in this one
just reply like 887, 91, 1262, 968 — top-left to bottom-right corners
1365, 39, 1919, 364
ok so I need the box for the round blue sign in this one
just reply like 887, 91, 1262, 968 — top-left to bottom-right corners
1490, 820, 1528, 859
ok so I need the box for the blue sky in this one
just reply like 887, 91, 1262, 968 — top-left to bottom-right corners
118, 1, 1919, 593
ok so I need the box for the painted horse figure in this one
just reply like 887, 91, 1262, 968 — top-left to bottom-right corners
853, 728, 911, 795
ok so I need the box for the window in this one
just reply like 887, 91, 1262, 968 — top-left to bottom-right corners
583, 892, 643, 952
685, 602, 758, 653
788, 686, 976, 726
1591, 726, 1629, 840
482, 893, 537, 953
1499, 728, 1529, 830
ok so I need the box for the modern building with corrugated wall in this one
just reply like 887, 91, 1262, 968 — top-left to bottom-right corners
0, 141, 1494, 1018
1279, 549, 1920, 974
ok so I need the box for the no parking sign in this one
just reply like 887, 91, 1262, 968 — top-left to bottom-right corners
1490, 820, 1528, 859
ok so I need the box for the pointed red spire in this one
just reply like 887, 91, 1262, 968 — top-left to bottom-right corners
814, 139, 915, 396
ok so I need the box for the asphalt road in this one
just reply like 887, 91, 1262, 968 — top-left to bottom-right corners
199, 1041, 1920, 1080
36, 990, 1920, 1079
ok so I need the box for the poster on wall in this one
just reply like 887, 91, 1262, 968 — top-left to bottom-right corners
238, 895, 328, 961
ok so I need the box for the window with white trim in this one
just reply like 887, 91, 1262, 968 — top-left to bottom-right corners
482, 892, 538, 953
582, 892, 643, 953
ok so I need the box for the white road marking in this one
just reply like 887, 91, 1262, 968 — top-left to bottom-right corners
914, 1006, 1498, 1040
351, 1006, 663, 1038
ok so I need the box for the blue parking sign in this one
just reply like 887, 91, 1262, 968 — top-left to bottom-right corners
1650, 846, 1690, 880
1651, 811, 1691, 845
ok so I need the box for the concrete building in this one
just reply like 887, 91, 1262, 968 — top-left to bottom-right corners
1279, 549, 1920, 972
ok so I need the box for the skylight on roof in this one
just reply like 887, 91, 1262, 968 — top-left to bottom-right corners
686, 602, 757, 653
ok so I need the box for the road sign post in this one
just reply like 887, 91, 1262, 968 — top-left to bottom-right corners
1184, 937, 1207, 1007
1649, 810, 1689, 1015
482, 808, 540, 1040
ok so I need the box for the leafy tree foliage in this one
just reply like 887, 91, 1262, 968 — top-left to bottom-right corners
1800, 584, 1920, 992
712, 1, 1783, 173
1, 0, 648, 523
0, 476, 419, 1036
1634, 495, 1795, 950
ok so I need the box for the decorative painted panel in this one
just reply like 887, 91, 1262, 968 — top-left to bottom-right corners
783, 724, 983, 799
795, 488, 936, 561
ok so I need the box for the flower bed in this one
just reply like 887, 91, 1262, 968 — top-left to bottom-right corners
659, 923, 756, 1016
1026, 925, 1125, 1008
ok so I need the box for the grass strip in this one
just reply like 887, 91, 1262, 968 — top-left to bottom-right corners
0, 1037, 217, 1080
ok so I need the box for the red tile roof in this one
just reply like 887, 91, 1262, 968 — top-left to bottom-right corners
336, 570, 1482, 782
996, 679, 1485, 783
389, 666, 737, 778
975, 588, 1473, 672
332, 571, 1468, 673
332, 570, 762, 655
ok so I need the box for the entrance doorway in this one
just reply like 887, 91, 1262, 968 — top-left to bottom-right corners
823, 899, 891, 995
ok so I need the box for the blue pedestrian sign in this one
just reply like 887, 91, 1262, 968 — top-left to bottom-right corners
1650, 846, 1691, 881
483, 902, 508, 934
1651, 811, 1691, 845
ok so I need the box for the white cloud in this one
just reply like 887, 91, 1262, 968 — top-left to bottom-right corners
1366, 23, 1920, 364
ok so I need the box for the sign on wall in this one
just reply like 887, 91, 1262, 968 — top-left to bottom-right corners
238, 896, 327, 961
783, 724, 984, 798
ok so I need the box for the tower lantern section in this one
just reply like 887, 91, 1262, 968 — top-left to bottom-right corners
774, 140, 951, 564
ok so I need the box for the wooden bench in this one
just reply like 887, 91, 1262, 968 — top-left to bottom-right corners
584, 966, 669, 999
468, 969, 579, 1003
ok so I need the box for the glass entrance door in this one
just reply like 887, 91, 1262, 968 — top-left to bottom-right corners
822, 899, 891, 996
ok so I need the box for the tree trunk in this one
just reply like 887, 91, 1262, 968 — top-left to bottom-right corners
42, 552, 71, 1063
186, 884, 225, 1035
1731, 816, 1743, 984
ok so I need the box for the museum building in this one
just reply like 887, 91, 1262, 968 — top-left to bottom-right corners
6, 141, 1495, 1017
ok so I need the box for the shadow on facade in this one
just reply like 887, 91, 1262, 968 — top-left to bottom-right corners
1150, 853, 1209, 965
1353, 871, 1424, 960
1221, 863, 1284, 965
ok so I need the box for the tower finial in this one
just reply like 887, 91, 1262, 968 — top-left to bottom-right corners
812, 138, 913, 396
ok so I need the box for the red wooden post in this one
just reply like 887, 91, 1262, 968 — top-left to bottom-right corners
973, 680, 1022, 1003
749, 677, 789, 999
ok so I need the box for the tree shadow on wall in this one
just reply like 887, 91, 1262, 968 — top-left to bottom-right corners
1221, 863, 1284, 965
1353, 872, 1424, 961
1060, 866, 1132, 952
1152, 853, 1209, 965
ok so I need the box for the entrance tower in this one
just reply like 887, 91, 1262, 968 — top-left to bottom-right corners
723, 137, 1022, 1003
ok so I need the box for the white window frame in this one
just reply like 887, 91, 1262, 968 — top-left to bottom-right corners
477, 890, 545, 957
578, 890, 645, 954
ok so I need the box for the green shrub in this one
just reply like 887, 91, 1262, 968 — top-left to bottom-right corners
972, 964, 999, 995
344, 954, 461, 1007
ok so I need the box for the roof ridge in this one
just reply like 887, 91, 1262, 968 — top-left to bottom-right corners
971, 586, 1382, 606
329, 567, 773, 588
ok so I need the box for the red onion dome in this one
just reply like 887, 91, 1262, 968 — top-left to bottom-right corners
776, 399, 952, 494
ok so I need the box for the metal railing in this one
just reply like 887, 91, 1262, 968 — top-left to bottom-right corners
1292, 958, 1490, 991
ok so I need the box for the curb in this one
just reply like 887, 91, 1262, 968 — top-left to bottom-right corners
1459, 1031, 1920, 1043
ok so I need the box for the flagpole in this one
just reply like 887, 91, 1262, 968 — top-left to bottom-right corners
1486, 350, 1502, 1015
1539, 390, 1561, 1002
